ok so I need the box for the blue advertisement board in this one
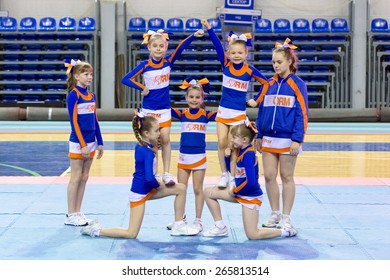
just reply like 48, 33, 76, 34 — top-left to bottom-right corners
224, 0, 254, 10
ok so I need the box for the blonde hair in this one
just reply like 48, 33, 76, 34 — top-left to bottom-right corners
132, 115, 158, 146
230, 122, 257, 142
66, 61, 93, 92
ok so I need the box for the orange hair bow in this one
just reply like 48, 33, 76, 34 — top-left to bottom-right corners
64, 59, 81, 75
134, 108, 145, 129
244, 117, 258, 134
179, 77, 209, 90
142, 29, 169, 44
274, 38, 298, 50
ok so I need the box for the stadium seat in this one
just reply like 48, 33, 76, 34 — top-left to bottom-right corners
255, 18, 272, 33
147, 17, 165, 30
0, 17, 18, 40
185, 18, 201, 32
371, 18, 389, 32
78, 17, 96, 31
19, 17, 37, 32
128, 17, 146, 32
312, 18, 330, 33
330, 18, 349, 32
58, 17, 76, 31
166, 18, 184, 32
207, 18, 222, 32
273, 18, 291, 33
293, 18, 310, 33
38, 17, 56, 31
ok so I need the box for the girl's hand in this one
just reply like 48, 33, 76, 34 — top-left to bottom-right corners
194, 29, 204, 37
96, 145, 104, 159
201, 19, 211, 29
81, 146, 91, 159
247, 99, 257, 108
255, 138, 262, 153
224, 148, 232, 157
290, 141, 300, 156
141, 87, 149, 96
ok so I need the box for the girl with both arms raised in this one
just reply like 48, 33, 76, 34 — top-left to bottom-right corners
81, 113, 199, 238
200, 19, 269, 189
122, 28, 204, 186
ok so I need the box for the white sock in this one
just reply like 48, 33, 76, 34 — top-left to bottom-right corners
174, 220, 185, 227
280, 229, 288, 237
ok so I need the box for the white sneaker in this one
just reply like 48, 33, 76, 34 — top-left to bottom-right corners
228, 174, 236, 188
192, 219, 203, 232
166, 214, 186, 230
64, 212, 88, 226
203, 225, 228, 237
171, 222, 199, 236
80, 221, 101, 237
162, 172, 175, 186
217, 172, 229, 188
284, 226, 297, 237
262, 211, 281, 228
278, 214, 294, 229
78, 212, 93, 225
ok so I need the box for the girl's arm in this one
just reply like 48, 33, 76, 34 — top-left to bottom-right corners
291, 80, 309, 143
144, 150, 160, 188
243, 152, 257, 189
171, 107, 182, 119
201, 19, 226, 66
67, 92, 86, 147
169, 29, 204, 64
207, 110, 217, 121
121, 61, 147, 91
250, 65, 270, 105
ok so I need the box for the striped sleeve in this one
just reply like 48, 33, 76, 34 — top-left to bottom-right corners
121, 61, 147, 91
168, 34, 195, 64
206, 27, 227, 66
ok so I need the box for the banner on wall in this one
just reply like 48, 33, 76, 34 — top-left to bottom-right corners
218, 0, 261, 26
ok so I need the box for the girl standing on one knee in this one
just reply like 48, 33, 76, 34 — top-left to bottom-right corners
122, 28, 204, 186
64, 59, 104, 226
255, 38, 309, 232
203, 121, 296, 239
201, 19, 269, 189
168, 77, 217, 232
80, 113, 199, 238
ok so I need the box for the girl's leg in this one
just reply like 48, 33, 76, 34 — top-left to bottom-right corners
216, 122, 229, 187
241, 206, 282, 240
279, 154, 298, 215
176, 167, 191, 219
192, 169, 206, 219
99, 203, 146, 238
74, 158, 93, 212
203, 186, 236, 236
159, 127, 174, 185
261, 152, 282, 227
67, 158, 84, 214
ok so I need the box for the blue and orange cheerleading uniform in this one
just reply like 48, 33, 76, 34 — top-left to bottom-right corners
171, 107, 217, 170
205, 27, 269, 125
122, 34, 198, 128
255, 73, 309, 154
226, 145, 263, 210
129, 142, 160, 208
66, 85, 103, 159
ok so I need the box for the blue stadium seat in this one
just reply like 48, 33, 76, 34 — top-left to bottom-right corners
0, 17, 18, 40
2, 94, 21, 101
371, 18, 389, 32
312, 18, 330, 33
273, 18, 291, 33
207, 18, 222, 32
38, 17, 56, 31
255, 18, 272, 33
58, 17, 76, 31
166, 18, 184, 32
128, 17, 146, 32
331, 18, 349, 32
38, 17, 57, 40
185, 18, 201, 32
78, 17, 96, 31
293, 18, 310, 33
19, 17, 37, 32
148, 17, 164, 30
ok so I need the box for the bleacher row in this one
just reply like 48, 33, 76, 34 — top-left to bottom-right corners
0, 16, 96, 106
126, 17, 351, 109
